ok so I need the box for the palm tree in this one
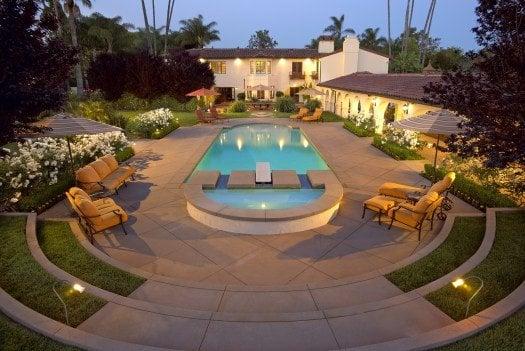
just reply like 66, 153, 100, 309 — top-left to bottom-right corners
140, 0, 152, 53
323, 15, 355, 44
151, 0, 157, 54
63, 0, 92, 98
84, 13, 134, 53
164, 0, 175, 54
420, 0, 438, 65
178, 14, 220, 48
358, 27, 387, 51
387, 0, 392, 58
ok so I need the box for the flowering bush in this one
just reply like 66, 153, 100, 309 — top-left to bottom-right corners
349, 113, 374, 132
380, 123, 422, 150
132, 108, 176, 138
442, 155, 525, 206
0, 132, 131, 209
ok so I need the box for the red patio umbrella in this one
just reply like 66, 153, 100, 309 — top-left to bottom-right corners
185, 87, 220, 97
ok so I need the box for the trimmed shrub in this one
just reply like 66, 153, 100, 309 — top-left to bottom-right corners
344, 120, 375, 137
305, 98, 321, 112
237, 92, 246, 100
114, 93, 149, 111
275, 91, 284, 98
372, 135, 423, 160
130, 108, 179, 139
228, 100, 248, 113
275, 96, 296, 113
422, 164, 517, 210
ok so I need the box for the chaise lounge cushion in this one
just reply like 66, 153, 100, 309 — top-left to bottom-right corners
75, 166, 103, 193
387, 191, 440, 227
101, 154, 119, 172
378, 182, 423, 199
90, 159, 112, 179
428, 172, 455, 194
414, 191, 439, 213
68, 186, 116, 210
101, 166, 135, 189
74, 197, 103, 226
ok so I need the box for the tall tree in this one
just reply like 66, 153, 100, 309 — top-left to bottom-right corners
178, 14, 220, 48
358, 27, 387, 52
164, 0, 175, 54
0, 0, 77, 143
424, 0, 525, 168
64, 0, 91, 97
247, 30, 278, 49
79, 13, 134, 53
387, 0, 392, 58
140, 0, 152, 53
324, 14, 355, 47
151, 0, 156, 54
420, 0, 437, 65
401, 0, 415, 53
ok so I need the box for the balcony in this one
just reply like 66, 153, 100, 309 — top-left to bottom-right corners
310, 72, 319, 80
289, 72, 306, 80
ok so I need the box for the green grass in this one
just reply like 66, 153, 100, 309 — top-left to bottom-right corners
372, 135, 424, 160
0, 216, 105, 327
117, 110, 250, 128
273, 111, 293, 118
423, 164, 517, 210
386, 217, 486, 292
0, 311, 80, 351
343, 120, 375, 137
435, 308, 525, 350
38, 221, 145, 296
115, 146, 135, 162
321, 111, 344, 122
222, 111, 251, 119
426, 212, 525, 321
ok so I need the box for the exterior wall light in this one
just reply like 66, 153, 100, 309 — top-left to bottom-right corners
403, 103, 410, 115
199, 58, 206, 63
235, 58, 241, 65
451, 276, 484, 318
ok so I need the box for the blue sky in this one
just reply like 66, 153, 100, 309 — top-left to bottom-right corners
80, 0, 479, 50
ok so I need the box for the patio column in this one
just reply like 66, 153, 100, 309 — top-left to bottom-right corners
350, 95, 360, 116
373, 100, 389, 134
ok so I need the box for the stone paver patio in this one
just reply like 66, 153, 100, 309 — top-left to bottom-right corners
43, 118, 477, 286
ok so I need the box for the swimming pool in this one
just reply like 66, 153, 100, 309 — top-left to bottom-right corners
192, 124, 329, 175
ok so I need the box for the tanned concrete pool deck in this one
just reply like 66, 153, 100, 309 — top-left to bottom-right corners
42, 118, 477, 286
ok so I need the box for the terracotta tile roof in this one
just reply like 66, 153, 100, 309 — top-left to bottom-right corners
188, 48, 326, 59
317, 73, 442, 103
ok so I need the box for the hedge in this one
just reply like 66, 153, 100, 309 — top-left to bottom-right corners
343, 120, 375, 137
422, 164, 517, 210
372, 135, 424, 160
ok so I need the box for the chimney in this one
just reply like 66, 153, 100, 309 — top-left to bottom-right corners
318, 36, 335, 54
342, 35, 359, 74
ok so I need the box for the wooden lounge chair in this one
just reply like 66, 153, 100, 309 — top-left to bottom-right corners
75, 154, 135, 194
210, 106, 226, 122
65, 187, 128, 243
302, 108, 323, 122
196, 109, 215, 123
387, 191, 444, 240
290, 107, 309, 120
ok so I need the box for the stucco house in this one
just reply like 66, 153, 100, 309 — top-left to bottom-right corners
187, 36, 389, 102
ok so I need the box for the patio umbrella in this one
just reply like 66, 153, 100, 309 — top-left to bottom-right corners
391, 109, 463, 170
185, 87, 220, 97
297, 87, 326, 96
28, 113, 123, 169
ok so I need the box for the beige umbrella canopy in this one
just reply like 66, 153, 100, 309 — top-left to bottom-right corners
28, 113, 123, 168
391, 109, 463, 170
297, 87, 327, 96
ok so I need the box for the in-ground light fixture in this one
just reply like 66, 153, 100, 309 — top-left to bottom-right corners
53, 281, 85, 325
451, 276, 484, 318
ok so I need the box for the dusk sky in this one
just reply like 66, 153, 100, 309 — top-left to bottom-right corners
80, 0, 480, 50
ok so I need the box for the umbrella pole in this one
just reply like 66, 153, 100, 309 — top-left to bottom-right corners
433, 135, 440, 182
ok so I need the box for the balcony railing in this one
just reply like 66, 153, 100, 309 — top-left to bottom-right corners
289, 72, 306, 80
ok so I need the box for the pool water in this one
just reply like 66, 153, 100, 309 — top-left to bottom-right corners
193, 124, 329, 175
204, 189, 324, 210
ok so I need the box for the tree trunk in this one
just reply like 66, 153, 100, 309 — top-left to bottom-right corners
402, 0, 411, 53
52, 0, 62, 37
66, 3, 84, 97
164, 0, 175, 55
420, 0, 437, 66
387, 0, 392, 58
140, 0, 152, 54
151, 0, 157, 55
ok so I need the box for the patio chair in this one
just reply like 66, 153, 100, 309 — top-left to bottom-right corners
196, 109, 215, 123
386, 191, 444, 241
75, 154, 135, 195
290, 107, 309, 120
65, 187, 128, 243
378, 172, 455, 211
210, 106, 226, 122
302, 108, 323, 122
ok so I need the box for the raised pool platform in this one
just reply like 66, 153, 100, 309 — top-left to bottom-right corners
184, 170, 343, 235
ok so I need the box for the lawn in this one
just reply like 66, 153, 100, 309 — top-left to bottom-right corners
0, 216, 105, 327
118, 110, 250, 128
386, 217, 486, 292
0, 312, 79, 351
436, 308, 525, 350
426, 211, 525, 321
38, 221, 145, 296
321, 111, 344, 122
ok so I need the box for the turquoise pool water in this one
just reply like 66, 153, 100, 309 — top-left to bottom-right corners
193, 124, 329, 175
204, 189, 324, 210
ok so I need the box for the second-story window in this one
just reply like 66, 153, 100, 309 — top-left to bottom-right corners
250, 60, 271, 74
210, 61, 226, 74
